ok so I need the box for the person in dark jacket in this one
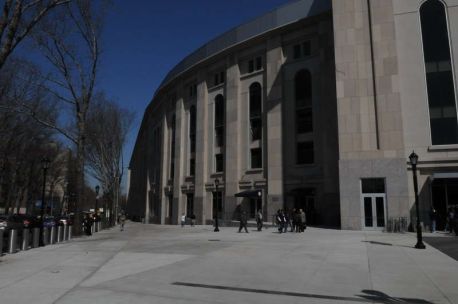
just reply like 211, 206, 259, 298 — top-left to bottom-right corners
238, 211, 249, 233
256, 209, 263, 231
300, 209, 306, 232
276, 210, 283, 233
83, 214, 92, 236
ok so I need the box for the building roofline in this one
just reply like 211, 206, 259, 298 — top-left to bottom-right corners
156, 0, 331, 93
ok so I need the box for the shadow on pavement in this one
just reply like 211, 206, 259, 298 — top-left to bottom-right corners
357, 290, 434, 304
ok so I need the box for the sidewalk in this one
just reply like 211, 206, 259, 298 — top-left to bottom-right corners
0, 223, 457, 303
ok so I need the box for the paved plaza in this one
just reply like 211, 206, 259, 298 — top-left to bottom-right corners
0, 223, 457, 304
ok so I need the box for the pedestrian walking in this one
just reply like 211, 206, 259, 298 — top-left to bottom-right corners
83, 214, 92, 236
446, 207, 454, 233
300, 209, 306, 231
290, 209, 296, 232
429, 208, 437, 233
238, 211, 249, 233
283, 209, 289, 233
119, 212, 126, 231
190, 214, 196, 227
453, 207, 458, 236
276, 210, 283, 233
181, 213, 186, 228
256, 209, 263, 231
294, 209, 301, 232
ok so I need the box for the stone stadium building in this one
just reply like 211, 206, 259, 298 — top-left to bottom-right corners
127, 0, 458, 230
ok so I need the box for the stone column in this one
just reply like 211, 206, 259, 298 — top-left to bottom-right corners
160, 114, 169, 224
224, 55, 241, 221
194, 74, 209, 224
265, 37, 284, 219
172, 93, 186, 225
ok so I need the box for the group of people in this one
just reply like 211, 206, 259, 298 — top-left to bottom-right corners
429, 206, 458, 235
181, 213, 196, 227
276, 208, 306, 233
82, 211, 126, 236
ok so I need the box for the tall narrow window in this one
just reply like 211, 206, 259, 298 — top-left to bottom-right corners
189, 105, 196, 176
420, 0, 458, 145
295, 70, 313, 134
215, 95, 225, 147
170, 115, 176, 179
251, 148, 262, 169
249, 83, 262, 141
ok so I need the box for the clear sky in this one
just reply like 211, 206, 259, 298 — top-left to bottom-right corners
97, 0, 293, 190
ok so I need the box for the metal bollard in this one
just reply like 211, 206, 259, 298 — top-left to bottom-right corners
43, 227, 49, 245
57, 226, 63, 243
63, 224, 68, 241
8, 229, 18, 254
32, 228, 40, 248
50, 226, 56, 244
21, 229, 30, 251
68, 225, 72, 240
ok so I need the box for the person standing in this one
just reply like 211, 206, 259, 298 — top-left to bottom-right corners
238, 211, 249, 233
453, 207, 458, 236
290, 208, 296, 232
119, 213, 126, 231
83, 214, 92, 236
190, 214, 196, 227
276, 210, 283, 233
294, 209, 301, 233
300, 209, 306, 232
446, 207, 454, 233
181, 213, 186, 228
429, 208, 437, 233
256, 209, 263, 231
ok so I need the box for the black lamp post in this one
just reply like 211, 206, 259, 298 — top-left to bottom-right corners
95, 185, 100, 213
39, 157, 50, 246
409, 151, 425, 249
214, 178, 220, 232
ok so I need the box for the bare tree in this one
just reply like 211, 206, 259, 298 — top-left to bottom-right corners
28, 0, 110, 231
86, 94, 134, 225
0, 0, 70, 70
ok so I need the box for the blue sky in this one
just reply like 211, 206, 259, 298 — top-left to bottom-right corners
97, 0, 293, 191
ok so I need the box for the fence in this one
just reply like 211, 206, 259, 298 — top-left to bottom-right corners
0, 225, 74, 256
385, 217, 408, 233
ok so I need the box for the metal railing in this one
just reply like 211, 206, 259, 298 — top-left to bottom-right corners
1, 225, 74, 256
386, 217, 408, 233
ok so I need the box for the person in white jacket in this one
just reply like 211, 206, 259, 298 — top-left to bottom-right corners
181, 213, 186, 228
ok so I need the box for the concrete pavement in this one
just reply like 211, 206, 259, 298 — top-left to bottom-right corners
0, 222, 457, 304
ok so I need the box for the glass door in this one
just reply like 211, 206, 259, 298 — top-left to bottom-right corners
362, 194, 386, 229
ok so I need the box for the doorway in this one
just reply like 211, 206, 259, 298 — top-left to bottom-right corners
362, 194, 386, 229
431, 178, 458, 230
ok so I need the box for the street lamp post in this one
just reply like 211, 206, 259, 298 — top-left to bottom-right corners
95, 185, 100, 231
214, 178, 220, 232
409, 151, 426, 249
39, 157, 50, 246
95, 185, 100, 213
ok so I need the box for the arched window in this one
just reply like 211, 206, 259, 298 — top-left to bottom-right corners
420, 0, 458, 145
249, 83, 262, 141
295, 70, 313, 134
215, 95, 225, 147
189, 105, 196, 176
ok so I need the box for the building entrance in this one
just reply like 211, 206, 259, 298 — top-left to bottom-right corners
431, 178, 458, 231
361, 194, 386, 229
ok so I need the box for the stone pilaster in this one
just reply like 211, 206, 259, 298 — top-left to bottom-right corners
265, 37, 284, 219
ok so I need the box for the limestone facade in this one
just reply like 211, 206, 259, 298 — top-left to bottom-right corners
128, 0, 458, 230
